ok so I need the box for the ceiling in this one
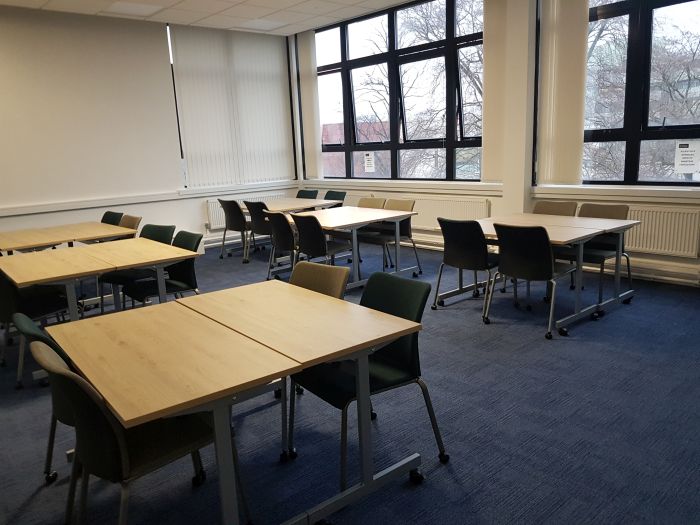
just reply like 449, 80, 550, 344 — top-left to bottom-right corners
0, 0, 409, 35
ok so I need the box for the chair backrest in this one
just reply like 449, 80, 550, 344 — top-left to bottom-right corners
243, 201, 271, 236
100, 211, 123, 225
30, 341, 127, 482
265, 211, 296, 252
360, 272, 430, 378
218, 199, 248, 231
578, 203, 630, 250
324, 190, 346, 203
437, 218, 490, 270
296, 189, 318, 199
495, 224, 553, 282
578, 203, 629, 220
289, 262, 349, 299
532, 201, 578, 216
140, 224, 176, 244
384, 199, 415, 236
357, 197, 385, 209
167, 231, 203, 288
118, 214, 142, 231
291, 214, 327, 259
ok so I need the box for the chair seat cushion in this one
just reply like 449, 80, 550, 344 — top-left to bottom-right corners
293, 358, 414, 410
554, 246, 617, 265
101, 268, 156, 285
125, 413, 213, 479
123, 279, 194, 302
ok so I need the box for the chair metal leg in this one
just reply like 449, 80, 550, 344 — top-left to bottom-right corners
79, 471, 89, 525
513, 278, 519, 306
546, 279, 557, 339
99, 279, 105, 315
16, 334, 26, 388
44, 414, 58, 483
118, 483, 129, 525
483, 271, 499, 323
416, 378, 449, 463
66, 457, 80, 524
340, 404, 349, 492
267, 246, 276, 280
598, 262, 605, 304
410, 238, 422, 274
287, 378, 297, 456
481, 269, 493, 318
386, 244, 394, 268
220, 229, 228, 259
431, 263, 445, 309
624, 252, 633, 287
190, 450, 205, 486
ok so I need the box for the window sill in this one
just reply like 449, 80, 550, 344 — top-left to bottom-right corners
303, 178, 503, 196
533, 184, 700, 204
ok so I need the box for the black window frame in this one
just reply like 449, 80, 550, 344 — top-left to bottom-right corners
583, 0, 700, 186
315, 0, 484, 180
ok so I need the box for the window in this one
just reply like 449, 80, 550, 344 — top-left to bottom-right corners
314, 0, 484, 179
583, 0, 700, 185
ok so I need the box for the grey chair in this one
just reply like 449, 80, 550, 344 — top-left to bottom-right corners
265, 211, 298, 280
291, 213, 351, 265
289, 261, 350, 299
218, 199, 251, 263
484, 224, 576, 339
532, 201, 578, 216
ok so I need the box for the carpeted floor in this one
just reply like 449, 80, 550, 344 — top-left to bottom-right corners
1, 243, 699, 524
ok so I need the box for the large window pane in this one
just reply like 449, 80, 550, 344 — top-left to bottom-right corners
585, 15, 628, 129
315, 28, 340, 67
458, 45, 483, 138
352, 150, 391, 178
348, 15, 387, 60
322, 152, 345, 178
639, 139, 700, 182
582, 141, 625, 181
400, 57, 446, 140
318, 73, 344, 145
397, 0, 446, 49
456, 0, 483, 36
351, 64, 390, 143
589, 0, 621, 7
648, 1, 700, 126
456, 147, 481, 180
399, 148, 446, 178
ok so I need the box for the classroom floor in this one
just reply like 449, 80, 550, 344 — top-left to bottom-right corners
2, 244, 699, 524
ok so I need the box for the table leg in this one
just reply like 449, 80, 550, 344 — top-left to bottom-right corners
394, 221, 401, 274
213, 404, 240, 525
64, 282, 79, 321
355, 353, 373, 483
112, 284, 122, 312
575, 242, 583, 314
156, 266, 167, 303
351, 229, 360, 283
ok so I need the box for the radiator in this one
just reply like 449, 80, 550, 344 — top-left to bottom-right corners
206, 193, 287, 231
626, 206, 700, 258
412, 198, 490, 230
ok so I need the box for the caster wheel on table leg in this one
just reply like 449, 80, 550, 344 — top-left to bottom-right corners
482, 316, 490, 325
437, 300, 445, 307
288, 449, 298, 460
409, 469, 424, 485
439, 452, 450, 464
558, 328, 569, 337
472, 290, 480, 298
430, 305, 437, 310
412, 271, 418, 278
295, 385, 304, 395
545, 332, 553, 340
279, 451, 290, 463
219, 255, 224, 259
243, 259, 250, 264
45, 471, 58, 485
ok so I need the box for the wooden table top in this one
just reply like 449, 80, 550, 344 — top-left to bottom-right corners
0, 222, 136, 251
239, 198, 340, 214
85, 238, 198, 270
178, 280, 421, 367
47, 302, 302, 428
486, 213, 640, 233
0, 246, 115, 287
477, 219, 602, 245
296, 206, 418, 230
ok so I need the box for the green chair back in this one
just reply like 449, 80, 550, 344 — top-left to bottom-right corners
140, 224, 176, 244
296, 189, 318, 199
360, 273, 430, 378
324, 190, 346, 202
101, 211, 123, 225
166, 231, 203, 288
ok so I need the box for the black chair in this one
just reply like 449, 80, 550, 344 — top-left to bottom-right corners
243, 201, 270, 253
218, 199, 251, 263
324, 190, 346, 208
100, 211, 124, 226
288, 272, 448, 490
432, 219, 499, 317
291, 213, 350, 265
99, 224, 176, 313
296, 189, 318, 199
123, 231, 203, 304
0, 274, 67, 370
484, 224, 576, 339
13, 313, 73, 483
28, 341, 221, 525
264, 211, 298, 280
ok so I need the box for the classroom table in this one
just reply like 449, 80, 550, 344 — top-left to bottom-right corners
477, 213, 640, 332
295, 206, 418, 288
0, 221, 136, 253
47, 280, 420, 525
0, 238, 198, 320
240, 197, 340, 214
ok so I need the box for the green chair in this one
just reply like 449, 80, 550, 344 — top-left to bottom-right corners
13, 313, 73, 484
99, 224, 176, 313
324, 190, 346, 208
296, 189, 318, 199
288, 272, 449, 490
123, 231, 203, 304
101, 211, 124, 225
29, 341, 219, 525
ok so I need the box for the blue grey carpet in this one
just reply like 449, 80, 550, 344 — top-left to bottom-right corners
1, 244, 699, 524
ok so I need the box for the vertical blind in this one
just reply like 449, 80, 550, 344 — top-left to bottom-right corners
171, 26, 295, 189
